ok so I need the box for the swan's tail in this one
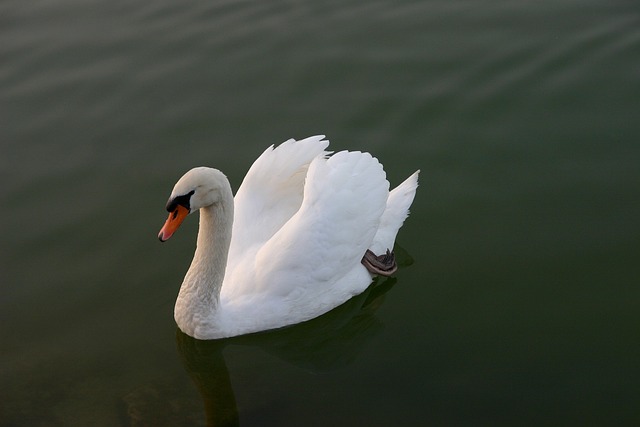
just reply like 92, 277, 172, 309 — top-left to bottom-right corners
369, 170, 420, 255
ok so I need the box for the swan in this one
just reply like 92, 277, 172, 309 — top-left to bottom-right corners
158, 135, 419, 339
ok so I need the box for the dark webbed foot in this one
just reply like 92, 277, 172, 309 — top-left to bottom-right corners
361, 249, 398, 276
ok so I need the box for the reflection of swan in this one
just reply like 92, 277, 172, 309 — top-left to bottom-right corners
176, 273, 403, 426
176, 337, 239, 427
159, 136, 419, 339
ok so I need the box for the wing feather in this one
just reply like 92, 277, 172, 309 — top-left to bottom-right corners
227, 136, 329, 269
253, 151, 389, 298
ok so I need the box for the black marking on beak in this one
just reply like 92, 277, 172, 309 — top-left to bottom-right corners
166, 190, 195, 212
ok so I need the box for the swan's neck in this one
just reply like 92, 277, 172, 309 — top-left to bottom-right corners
175, 186, 234, 338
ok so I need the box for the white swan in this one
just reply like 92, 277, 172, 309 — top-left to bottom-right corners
158, 136, 419, 339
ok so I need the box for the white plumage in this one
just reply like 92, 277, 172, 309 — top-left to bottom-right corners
159, 136, 419, 339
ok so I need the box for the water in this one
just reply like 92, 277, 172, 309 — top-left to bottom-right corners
2, 0, 640, 425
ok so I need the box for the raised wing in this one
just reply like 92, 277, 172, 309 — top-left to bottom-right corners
252, 150, 389, 299
227, 136, 330, 270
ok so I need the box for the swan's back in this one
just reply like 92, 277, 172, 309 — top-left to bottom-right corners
219, 137, 418, 336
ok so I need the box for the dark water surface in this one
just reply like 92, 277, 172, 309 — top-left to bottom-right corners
2, 0, 640, 425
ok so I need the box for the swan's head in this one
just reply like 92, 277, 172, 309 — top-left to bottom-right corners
158, 167, 229, 242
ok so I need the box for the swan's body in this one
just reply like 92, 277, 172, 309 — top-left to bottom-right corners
159, 136, 419, 339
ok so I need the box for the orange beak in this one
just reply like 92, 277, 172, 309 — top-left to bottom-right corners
158, 204, 189, 242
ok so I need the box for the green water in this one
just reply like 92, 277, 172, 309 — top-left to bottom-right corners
2, 0, 639, 425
